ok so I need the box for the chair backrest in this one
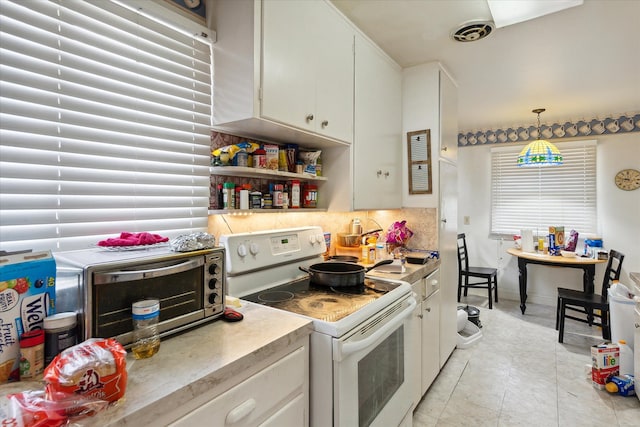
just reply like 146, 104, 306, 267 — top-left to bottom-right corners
457, 233, 469, 272
601, 249, 625, 299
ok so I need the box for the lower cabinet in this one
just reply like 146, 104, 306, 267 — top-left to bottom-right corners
410, 270, 442, 409
168, 345, 308, 427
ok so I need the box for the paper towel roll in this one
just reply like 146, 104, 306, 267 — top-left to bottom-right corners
521, 229, 534, 253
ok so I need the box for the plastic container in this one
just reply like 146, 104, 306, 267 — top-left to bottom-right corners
20, 330, 44, 379
618, 340, 634, 376
44, 312, 77, 365
223, 182, 235, 209
609, 285, 635, 352
302, 184, 318, 208
132, 299, 160, 359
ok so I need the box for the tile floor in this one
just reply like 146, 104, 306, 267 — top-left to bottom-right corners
413, 295, 640, 426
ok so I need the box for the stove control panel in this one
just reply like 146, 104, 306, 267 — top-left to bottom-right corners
220, 226, 326, 276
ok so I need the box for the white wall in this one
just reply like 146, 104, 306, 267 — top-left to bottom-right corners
458, 133, 640, 306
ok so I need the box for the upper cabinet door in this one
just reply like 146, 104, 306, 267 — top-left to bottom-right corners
261, 0, 316, 133
439, 70, 458, 162
313, 3, 354, 143
353, 34, 402, 210
261, 0, 354, 143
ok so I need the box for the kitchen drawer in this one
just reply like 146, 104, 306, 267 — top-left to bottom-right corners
169, 346, 306, 427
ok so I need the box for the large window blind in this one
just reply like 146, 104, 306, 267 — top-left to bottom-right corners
0, 0, 212, 252
491, 140, 597, 237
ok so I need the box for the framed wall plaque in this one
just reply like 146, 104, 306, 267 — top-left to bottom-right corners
407, 129, 432, 194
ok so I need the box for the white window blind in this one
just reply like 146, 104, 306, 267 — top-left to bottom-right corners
491, 140, 597, 237
0, 0, 212, 252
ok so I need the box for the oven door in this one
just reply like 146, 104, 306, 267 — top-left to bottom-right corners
333, 294, 416, 427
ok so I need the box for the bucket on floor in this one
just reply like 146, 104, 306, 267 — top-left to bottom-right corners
457, 321, 482, 349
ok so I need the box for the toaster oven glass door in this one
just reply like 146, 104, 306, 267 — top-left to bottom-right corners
91, 257, 204, 339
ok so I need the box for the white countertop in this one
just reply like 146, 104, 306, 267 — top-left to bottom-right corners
0, 303, 313, 426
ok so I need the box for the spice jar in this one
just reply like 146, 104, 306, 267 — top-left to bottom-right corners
253, 149, 266, 169
20, 330, 45, 379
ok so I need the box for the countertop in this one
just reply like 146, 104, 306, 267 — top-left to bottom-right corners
0, 304, 313, 426
366, 258, 440, 284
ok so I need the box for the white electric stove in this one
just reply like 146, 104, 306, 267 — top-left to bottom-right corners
220, 227, 416, 427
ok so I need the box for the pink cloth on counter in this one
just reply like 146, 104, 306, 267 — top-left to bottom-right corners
97, 232, 169, 247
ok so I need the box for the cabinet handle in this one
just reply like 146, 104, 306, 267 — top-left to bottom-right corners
425, 307, 431, 312
306, 114, 314, 122
377, 170, 382, 177
384, 171, 390, 178
441, 218, 447, 223
226, 398, 257, 424
442, 146, 448, 151
321, 120, 329, 127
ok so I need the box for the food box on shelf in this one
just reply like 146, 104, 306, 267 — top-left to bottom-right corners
0, 251, 56, 383
591, 342, 620, 389
263, 144, 279, 170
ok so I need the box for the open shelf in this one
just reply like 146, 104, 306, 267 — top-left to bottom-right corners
210, 166, 328, 182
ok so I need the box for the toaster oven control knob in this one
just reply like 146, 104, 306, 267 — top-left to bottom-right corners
208, 293, 217, 304
249, 243, 259, 255
208, 264, 218, 275
237, 244, 247, 257
208, 278, 218, 289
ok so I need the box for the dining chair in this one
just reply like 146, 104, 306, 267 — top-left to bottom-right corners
457, 233, 498, 309
555, 249, 625, 343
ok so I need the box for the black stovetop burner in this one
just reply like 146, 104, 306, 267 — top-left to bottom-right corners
242, 277, 401, 322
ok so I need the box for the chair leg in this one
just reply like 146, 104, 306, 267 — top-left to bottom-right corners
558, 300, 566, 343
555, 296, 561, 331
493, 275, 498, 302
487, 277, 493, 310
457, 274, 462, 302
464, 276, 469, 297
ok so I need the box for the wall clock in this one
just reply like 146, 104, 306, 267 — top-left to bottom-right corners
614, 168, 640, 191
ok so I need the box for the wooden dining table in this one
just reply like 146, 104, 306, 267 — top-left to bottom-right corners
506, 248, 606, 314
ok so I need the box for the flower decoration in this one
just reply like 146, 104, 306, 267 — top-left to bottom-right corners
385, 220, 413, 246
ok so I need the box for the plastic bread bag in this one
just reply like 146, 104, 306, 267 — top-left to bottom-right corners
43, 338, 127, 404
1, 389, 109, 427
565, 229, 579, 252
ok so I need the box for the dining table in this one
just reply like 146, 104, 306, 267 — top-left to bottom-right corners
506, 247, 606, 314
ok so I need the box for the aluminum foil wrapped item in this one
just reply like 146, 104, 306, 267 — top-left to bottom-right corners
170, 232, 216, 252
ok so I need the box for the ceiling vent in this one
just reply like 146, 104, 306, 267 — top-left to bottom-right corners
451, 20, 495, 42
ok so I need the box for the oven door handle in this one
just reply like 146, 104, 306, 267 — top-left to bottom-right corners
335, 296, 416, 360
94, 258, 204, 284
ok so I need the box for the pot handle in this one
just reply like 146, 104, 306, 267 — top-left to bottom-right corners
364, 259, 393, 272
299, 266, 311, 274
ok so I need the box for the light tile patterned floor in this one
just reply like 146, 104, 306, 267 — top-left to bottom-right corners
413, 296, 640, 426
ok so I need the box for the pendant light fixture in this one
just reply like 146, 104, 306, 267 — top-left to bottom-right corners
517, 108, 563, 167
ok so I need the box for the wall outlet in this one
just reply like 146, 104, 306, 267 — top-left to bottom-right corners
463, 216, 470, 225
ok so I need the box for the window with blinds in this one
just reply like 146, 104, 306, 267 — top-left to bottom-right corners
0, 0, 212, 252
490, 140, 597, 237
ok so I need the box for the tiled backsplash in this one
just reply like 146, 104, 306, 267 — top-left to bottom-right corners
208, 208, 438, 254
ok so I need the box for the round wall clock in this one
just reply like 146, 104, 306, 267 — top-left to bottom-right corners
614, 168, 640, 191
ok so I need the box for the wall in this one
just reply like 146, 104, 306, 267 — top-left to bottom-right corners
458, 133, 640, 306
208, 208, 438, 256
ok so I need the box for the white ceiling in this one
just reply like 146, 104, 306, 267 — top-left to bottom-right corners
331, 0, 640, 132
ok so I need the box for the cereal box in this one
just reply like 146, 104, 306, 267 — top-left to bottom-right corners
0, 251, 56, 382
549, 226, 565, 249
591, 342, 620, 389
263, 144, 279, 171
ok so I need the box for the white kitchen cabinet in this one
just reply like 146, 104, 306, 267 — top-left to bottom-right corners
168, 345, 308, 427
402, 62, 458, 208
211, 0, 354, 148
409, 269, 441, 409
352, 33, 402, 210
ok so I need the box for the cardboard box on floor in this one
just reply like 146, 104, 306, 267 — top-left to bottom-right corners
591, 342, 620, 389
0, 251, 56, 383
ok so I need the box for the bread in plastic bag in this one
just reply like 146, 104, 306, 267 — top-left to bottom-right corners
43, 338, 127, 403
